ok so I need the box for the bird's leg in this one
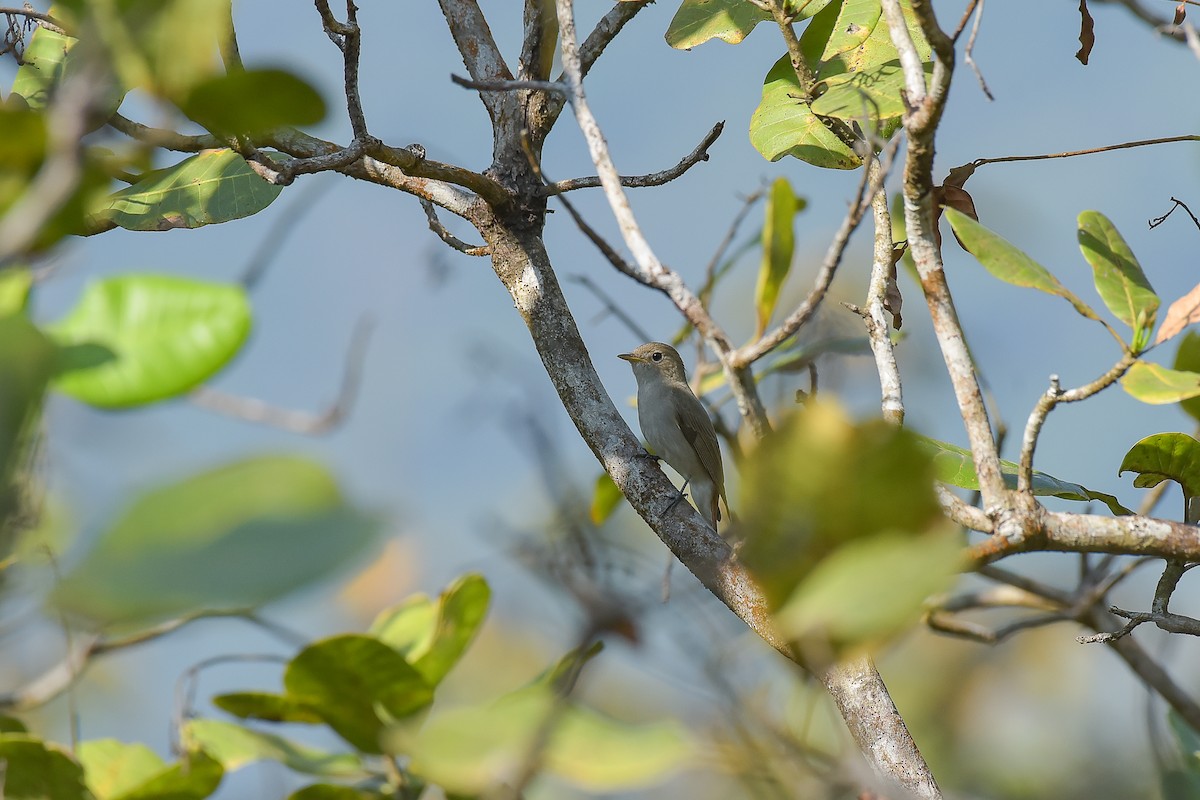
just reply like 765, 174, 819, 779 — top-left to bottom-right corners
664, 480, 691, 515
638, 448, 662, 463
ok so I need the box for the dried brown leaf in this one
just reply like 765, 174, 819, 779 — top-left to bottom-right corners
1076, 0, 1095, 65
934, 185, 979, 253
1156, 282, 1200, 344
1174, 3, 1187, 26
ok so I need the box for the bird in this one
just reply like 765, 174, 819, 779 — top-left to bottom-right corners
618, 342, 728, 530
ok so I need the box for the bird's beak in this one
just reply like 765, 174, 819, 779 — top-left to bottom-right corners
618, 353, 643, 363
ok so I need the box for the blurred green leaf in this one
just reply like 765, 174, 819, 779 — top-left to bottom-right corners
48, 274, 251, 408
107, 750, 223, 800
1121, 362, 1200, 405
589, 472, 624, 525
51, 455, 380, 629
1078, 211, 1158, 343
749, 55, 860, 169
370, 573, 490, 686
1174, 331, 1200, 421
775, 529, 961, 649
945, 208, 1101, 323
395, 687, 694, 795
0, 108, 48, 168
211, 692, 323, 724
184, 68, 325, 136
919, 435, 1132, 515
0, 714, 28, 733
184, 719, 366, 778
90, 149, 283, 232
754, 177, 802, 338
739, 402, 946, 610
288, 786, 383, 800
531, 642, 605, 692
10, 24, 73, 109
77, 740, 165, 800
0, 267, 33, 316
0, 735, 89, 800
284, 634, 435, 753
1119, 433, 1200, 506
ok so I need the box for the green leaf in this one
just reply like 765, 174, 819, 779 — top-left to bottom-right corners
531, 642, 605, 692
919, 435, 1132, 515
0, 316, 55, 508
90, 149, 283, 232
410, 574, 489, 686
369, 595, 437, 659
738, 402, 947, 610
1174, 332, 1200, 421
51, 455, 380, 629
47, 274, 251, 408
1164, 711, 1200, 799
1078, 211, 1158, 340
811, 61, 932, 121
0, 715, 28, 733
97, 0, 227, 98
1121, 362, 1200, 405
288, 785, 383, 800
754, 177, 802, 338
818, 0, 882, 58
211, 692, 323, 725
10, 24, 73, 109
0, 735, 90, 800
665, 0, 769, 48
0, 267, 33, 316
589, 472, 624, 525
284, 634, 435, 753
107, 750, 223, 800
749, 55, 861, 169
775, 530, 961, 648
183, 719, 366, 778
945, 207, 1101, 323
1119, 433, 1200, 507
78, 740, 165, 800
394, 687, 694, 795
184, 68, 325, 136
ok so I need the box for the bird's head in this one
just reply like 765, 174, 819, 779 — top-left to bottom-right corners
618, 342, 689, 385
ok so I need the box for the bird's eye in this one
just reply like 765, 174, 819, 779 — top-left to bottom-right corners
651, 351, 663, 362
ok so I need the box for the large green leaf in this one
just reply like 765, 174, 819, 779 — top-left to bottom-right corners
288, 786, 382, 800
77, 740, 165, 800
665, 0, 769, 48
1121, 362, 1200, 405
1119, 433, 1200, 506
394, 687, 695, 795
10, 24, 73, 109
211, 692, 323, 724
184, 69, 325, 136
1174, 331, 1200, 421
106, 750, 223, 800
1078, 211, 1158, 346
370, 574, 490, 687
48, 274, 251, 408
51, 455, 380, 629
183, 719, 366, 778
749, 56, 861, 169
90, 149, 283, 232
284, 634, 435, 753
919, 435, 1132, 515
754, 177, 802, 338
945, 208, 1101, 323
0, 735, 90, 800
817, 0, 882, 58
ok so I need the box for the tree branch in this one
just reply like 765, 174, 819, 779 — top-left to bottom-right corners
437, 0, 512, 124
970, 511, 1200, 563
420, 198, 489, 256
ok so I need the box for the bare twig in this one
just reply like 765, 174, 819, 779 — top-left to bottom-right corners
1149, 196, 1200, 232
420, 198, 489, 256
863, 159, 904, 425
0, 6, 70, 36
189, 318, 373, 435
451, 73, 564, 94
962, 0, 993, 100
107, 113, 224, 152
970, 135, 1200, 169
541, 121, 724, 196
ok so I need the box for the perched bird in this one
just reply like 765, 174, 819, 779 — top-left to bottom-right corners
619, 342, 728, 529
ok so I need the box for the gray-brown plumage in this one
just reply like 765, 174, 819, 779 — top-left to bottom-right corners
619, 342, 728, 529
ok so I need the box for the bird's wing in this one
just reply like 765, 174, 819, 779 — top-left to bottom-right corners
674, 389, 725, 497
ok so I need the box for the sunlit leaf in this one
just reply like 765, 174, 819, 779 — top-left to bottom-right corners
183, 719, 366, 778
1174, 331, 1200, 421
749, 56, 860, 169
48, 274, 251, 408
817, 0, 882, 59
10, 24, 73, 109
90, 149, 283, 232
77, 740, 165, 800
284, 634, 435, 753
919, 435, 1132, 515
0, 735, 89, 800
945, 207, 1101, 323
589, 472, 624, 525
1077, 211, 1157, 343
107, 749, 223, 800
184, 68, 325, 136
754, 177, 802, 338
211, 692, 323, 725
393, 687, 694, 794
665, 0, 769, 48
1119, 433, 1200, 505
1121, 362, 1200, 405
51, 455, 380, 629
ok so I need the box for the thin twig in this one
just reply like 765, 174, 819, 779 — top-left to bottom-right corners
1149, 196, 1200, 232
862, 158, 904, 425
450, 73, 564, 94
542, 121, 724, 196
962, 0, 993, 100
420, 198, 489, 256
0, 6, 69, 35
189, 317, 374, 434
971, 135, 1200, 169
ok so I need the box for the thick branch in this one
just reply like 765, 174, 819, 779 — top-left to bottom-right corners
970, 511, 1200, 563
863, 160, 904, 425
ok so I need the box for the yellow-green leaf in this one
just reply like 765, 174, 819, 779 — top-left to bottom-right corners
589, 471, 624, 525
1121, 362, 1200, 405
1119, 432, 1200, 504
749, 56, 860, 169
1078, 211, 1158, 340
1174, 331, 1200, 421
754, 177, 802, 338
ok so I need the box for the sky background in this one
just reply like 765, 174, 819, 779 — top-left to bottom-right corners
4, 1, 1200, 797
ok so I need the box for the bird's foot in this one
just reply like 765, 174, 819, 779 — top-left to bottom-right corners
663, 480, 690, 515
